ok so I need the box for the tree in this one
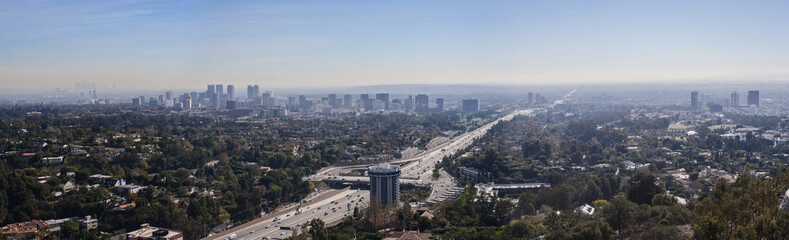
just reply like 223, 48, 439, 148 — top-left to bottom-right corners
602, 193, 635, 232
626, 172, 664, 205
308, 218, 329, 240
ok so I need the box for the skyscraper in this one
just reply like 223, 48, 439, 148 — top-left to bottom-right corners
262, 91, 273, 107
405, 95, 415, 112
227, 85, 234, 101
730, 92, 739, 107
435, 98, 444, 112
299, 95, 308, 110
375, 93, 390, 110
361, 94, 372, 110
343, 95, 352, 108
415, 94, 429, 112
328, 93, 338, 108
691, 91, 699, 111
462, 99, 480, 112
211, 93, 219, 109
527, 92, 534, 105
369, 163, 400, 206
207, 85, 215, 95
747, 90, 759, 107
184, 96, 192, 110
247, 85, 255, 100
216, 84, 224, 95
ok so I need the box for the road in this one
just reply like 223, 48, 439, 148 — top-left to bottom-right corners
306, 108, 538, 203
207, 89, 576, 240
206, 188, 368, 240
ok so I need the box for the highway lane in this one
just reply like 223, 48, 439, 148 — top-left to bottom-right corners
207, 188, 368, 240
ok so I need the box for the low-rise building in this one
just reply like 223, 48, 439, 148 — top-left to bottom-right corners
1, 220, 49, 239
126, 224, 183, 240
42, 156, 64, 164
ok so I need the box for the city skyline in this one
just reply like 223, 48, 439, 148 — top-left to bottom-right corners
3, 0, 789, 90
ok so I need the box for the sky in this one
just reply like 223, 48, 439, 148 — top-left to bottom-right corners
1, 0, 789, 90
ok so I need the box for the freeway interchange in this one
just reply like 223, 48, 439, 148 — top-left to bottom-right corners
206, 108, 538, 240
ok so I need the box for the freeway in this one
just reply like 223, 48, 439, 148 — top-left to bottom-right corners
207, 89, 577, 240
306, 108, 538, 203
206, 188, 368, 240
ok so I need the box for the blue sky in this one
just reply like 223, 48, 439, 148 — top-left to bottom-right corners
1, 0, 788, 90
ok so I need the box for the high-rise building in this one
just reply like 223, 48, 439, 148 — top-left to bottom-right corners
747, 90, 759, 107
462, 99, 480, 112
527, 92, 534, 105
691, 91, 699, 111
415, 94, 429, 112
343, 95, 352, 108
360, 94, 372, 110
328, 94, 338, 108
369, 163, 400, 206
405, 95, 415, 112
184, 96, 192, 110
730, 91, 739, 108
211, 93, 219, 109
216, 84, 224, 95
227, 85, 234, 100
299, 95, 309, 110
226, 101, 236, 109
132, 98, 141, 106
375, 93, 390, 110
247, 85, 255, 100
435, 98, 444, 112
262, 91, 273, 107
165, 91, 172, 101
207, 85, 215, 95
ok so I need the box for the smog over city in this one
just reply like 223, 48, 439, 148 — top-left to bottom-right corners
0, 1, 788, 240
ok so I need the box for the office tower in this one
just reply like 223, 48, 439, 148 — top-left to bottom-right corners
299, 95, 308, 109
211, 93, 219, 109
132, 98, 141, 106
369, 163, 400, 206
247, 85, 255, 100
262, 91, 273, 107
527, 92, 534, 104
207, 85, 215, 95
216, 84, 223, 95
747, 90, 759, 107
189, 92, 198, 104
328, 94, 338, 108
288, 96, 296, 106
184, 96, 192, 110
227, 85, 234, 100
343, 95, 352, 108
709, 103, 723, 113
731, 92, 739, 108
435, 98, 444, 112
226, 101, 236, 109
165, 91, 172, 101
361, 94, 372, 110
462, 99, 480, 112
415, 94, 429, 112
534, 93, 542, 104
158, 95, 164, 104
149, 97, 158, 107
375, 93, 390, 110
405, 95, 415, 111
363, 98, 374, 111
691, 91, 699, 111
